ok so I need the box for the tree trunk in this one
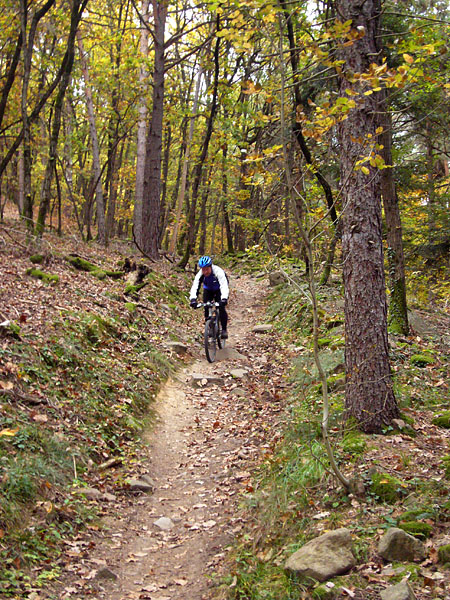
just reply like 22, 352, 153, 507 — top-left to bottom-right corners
18, 147, 25, 215
425, 119, 436, 239
169, 64, 203, 254
20, 1, 33, 227
198, 166, 212, 255
77, 30, 106, 245
0, 31, 23, 131
379, 100, 409, 335
36, 0, 86, 236
159, 122, 172, 245
19, 0, 57, 228
177, 22, 220, 269
133, 0, 150, 246
141, 0, 167, 260
279, 0, 338, 227
221, 143, 234, 253
336, 0, 399, 433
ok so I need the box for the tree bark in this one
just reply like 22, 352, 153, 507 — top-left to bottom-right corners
336, 0, 399, 433
177, 20, 220, 269
141, 0, 167, 260
36, 0, 87, 236
279, 0, 339, 227
77, 29, 106, 245
222, 144, 234, 254
198, 165, 212, 255
159, 122, 172, 245
0, 32, 23, 131
169, 63, 203, 254
20, 0, 57, 227
379, 99, 409, 335
133, 0, 150, 246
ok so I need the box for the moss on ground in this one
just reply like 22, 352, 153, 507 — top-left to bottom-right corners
398, 521, 433, 538
370, 471, 408, 503
26, 268, 59, 284
432, 412, 450, 428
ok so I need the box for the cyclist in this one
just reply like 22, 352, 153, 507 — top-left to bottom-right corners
189, 255, 229, 339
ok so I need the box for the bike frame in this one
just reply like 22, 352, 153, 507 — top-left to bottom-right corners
195, 301, 224, 362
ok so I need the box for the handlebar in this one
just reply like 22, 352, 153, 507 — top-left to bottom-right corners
193, 301, 220, 309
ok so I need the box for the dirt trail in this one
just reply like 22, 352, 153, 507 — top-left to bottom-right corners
55, 274, 279, 600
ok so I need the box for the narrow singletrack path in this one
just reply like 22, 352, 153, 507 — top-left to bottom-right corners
52, 274, 287, 600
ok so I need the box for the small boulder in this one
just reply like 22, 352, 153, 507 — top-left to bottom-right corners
253, 324, 273, 334
269, 271, 287, 286
165, 341, 188, 355
154, 516, 174, 530
191, 374, 224, 387
378, 528, 426, 562
230, 387, 246, 397
127, 478, 154, 493
95, 567, 119, 581
285, 528, 355, 582
218, 347, 248, 361
73, 487, 102, 500
380, 580, 416, 600
230, 369, 249, 379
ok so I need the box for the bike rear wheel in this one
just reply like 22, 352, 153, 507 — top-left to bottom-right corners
204, 319, 217, 363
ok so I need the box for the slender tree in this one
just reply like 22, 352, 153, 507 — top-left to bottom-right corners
140, 0, 167, 259
379, 98, 409, 335
36, 0, 88, 236
77, 29, 106, 245
133, 0, 150, 246
20, 0, 56, 227
177, 17, 220, 269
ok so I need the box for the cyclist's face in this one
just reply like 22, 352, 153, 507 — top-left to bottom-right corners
201, 266, 212, 276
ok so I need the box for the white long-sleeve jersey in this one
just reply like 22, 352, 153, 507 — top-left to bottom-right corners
189, 265, 229, 301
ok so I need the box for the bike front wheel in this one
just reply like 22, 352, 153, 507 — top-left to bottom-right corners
204, 319, 217, 363
217, 317, 225, 349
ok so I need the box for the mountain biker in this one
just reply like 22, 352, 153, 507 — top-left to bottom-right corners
189, 255, 229, 339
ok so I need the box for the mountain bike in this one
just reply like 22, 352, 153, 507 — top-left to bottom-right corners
195, 301, 225, 363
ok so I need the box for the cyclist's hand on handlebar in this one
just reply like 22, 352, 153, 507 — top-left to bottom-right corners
190, 299, 198, 309
220, 298, 228, 306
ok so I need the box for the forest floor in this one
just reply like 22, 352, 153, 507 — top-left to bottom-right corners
1, 213, 449, 600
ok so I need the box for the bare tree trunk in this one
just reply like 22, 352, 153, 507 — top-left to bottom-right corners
177, 20, 220, 269
221, 143, 234, 253
141, 0, 167, 259
159, 122, 172, 245
379, 99, 409, 335
133, 0, 150, 246
279, 0, 339, 282
198, 166, 212, 255
425, 119, 436, 239
77, 30, 106, 245
169, 64, 203, 254
19, 0, 57, 229
36, 0, 86, 236
18, 147, 25, 215
336, 0, 398, 433
210, 194, 220, 254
